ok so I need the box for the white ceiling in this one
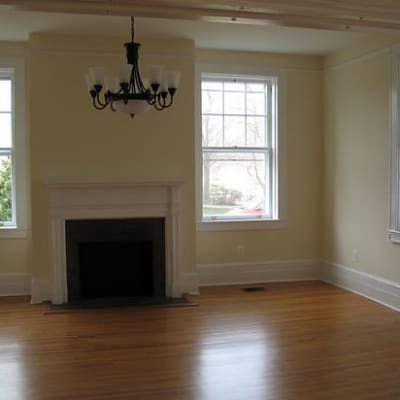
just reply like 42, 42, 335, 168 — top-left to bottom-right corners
0, 7, 369, 55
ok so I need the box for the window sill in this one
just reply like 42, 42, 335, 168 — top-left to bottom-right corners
197, 219, 288, 232
388, 230, 400, 244
0, 227, 29, 239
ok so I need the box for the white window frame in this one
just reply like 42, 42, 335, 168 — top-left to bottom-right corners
389, 45, 400, 244
0, 58, 28, 239
195, 64, 287, 232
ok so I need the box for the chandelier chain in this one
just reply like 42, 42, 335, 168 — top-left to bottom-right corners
131, 17, 135, 43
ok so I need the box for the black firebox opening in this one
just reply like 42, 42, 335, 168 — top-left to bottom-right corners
65, 218, 165, 303
79, 240, 153, 299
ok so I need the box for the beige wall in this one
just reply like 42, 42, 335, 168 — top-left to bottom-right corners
323, 39, 400, 282
196, 50, 324, 264
3, 32, 398, 287
0, 37, 325, 280
28, 34, 196, 279
0, 42, 31, 274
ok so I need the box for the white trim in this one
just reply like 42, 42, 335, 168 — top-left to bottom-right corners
0, 273, 31, 296
196, 259, 400, 313
198, 259, 320, 287
321, 261, 400, 312
47, 182, 184, 304
182, 272, 200, 295
197, 219, 287, 231
195, 63, 288, 231
0, 227, 29, 239
31, 278, 51, 304
388, 230, 400, 243
0, 56, 28, 238
389, 44, 400, 244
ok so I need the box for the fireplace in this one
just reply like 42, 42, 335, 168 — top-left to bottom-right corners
65, 218, 165, 302
47, 182, 183, 304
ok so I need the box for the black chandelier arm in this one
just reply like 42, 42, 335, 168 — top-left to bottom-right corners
92, 97, 108, 110
90, 89, 111, 110
151, 93, 174, 111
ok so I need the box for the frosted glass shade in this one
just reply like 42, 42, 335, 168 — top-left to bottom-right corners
88, 67, 105, 86
105, 77, 120, 93
113, 99, 151, 116
117, 64, 132, 84
148, 65, 163, 85
166, 70, 181, 89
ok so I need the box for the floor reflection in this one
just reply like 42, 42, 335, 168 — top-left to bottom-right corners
197, 322, 277, 400
0, 339, 26, 400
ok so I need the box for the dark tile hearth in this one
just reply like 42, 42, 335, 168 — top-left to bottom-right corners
47, 295, 194, 312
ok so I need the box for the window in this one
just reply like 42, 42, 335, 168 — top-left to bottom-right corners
0, 75, 13, 225
196, 65, 287, 231
389, 45, 400, 243
0, 59, 27, 238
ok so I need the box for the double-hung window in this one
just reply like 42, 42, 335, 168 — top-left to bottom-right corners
0, 72, 13, 226
389, 45, 400, 243
0, 59, 27, 237
197, 67, 286, 231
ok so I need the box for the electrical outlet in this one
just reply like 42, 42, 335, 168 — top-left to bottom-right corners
237, 245, 245, 257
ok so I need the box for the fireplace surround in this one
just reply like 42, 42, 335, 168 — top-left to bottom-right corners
47, 182, 183, 305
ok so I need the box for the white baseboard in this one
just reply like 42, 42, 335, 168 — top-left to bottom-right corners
4, 262, 398, 312
198, 259, 320, 287
0, 273, 31, 296
321, 261, 400, 312
31, 279, 51, 304
181, 272, 200, 295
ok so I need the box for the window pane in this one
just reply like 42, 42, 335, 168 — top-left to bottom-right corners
224, 91, 245, 115
202, 115, 223, 147
224, 116, 245, 147
202, 81, 222, 90
0, 80, 11, 112
224, 81, 245, 92
246, 92, 265, 115
0, 113, 12, 148
0, 154, 12, 224
247, 82, 265, 92
202, 90, 222, 114
247, 117, 266, 147
202, 151, 268, 218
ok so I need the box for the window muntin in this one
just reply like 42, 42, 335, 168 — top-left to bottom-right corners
0, 74, 14, 226
201, 74, 277, 221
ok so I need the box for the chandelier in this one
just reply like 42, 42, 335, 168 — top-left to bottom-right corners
85, 17, 180, 118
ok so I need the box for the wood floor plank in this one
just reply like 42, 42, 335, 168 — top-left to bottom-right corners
0, 281, 399, 399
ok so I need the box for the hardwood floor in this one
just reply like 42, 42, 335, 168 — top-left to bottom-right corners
0, 281, 399, 400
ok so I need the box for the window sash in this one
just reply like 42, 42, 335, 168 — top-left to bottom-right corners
0, 149, 14, 226
202, 148, 272, 221
0, 73, 15, 226
201, 74, 275, 222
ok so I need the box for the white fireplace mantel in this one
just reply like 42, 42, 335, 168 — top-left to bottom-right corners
47, 182, 183, 304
